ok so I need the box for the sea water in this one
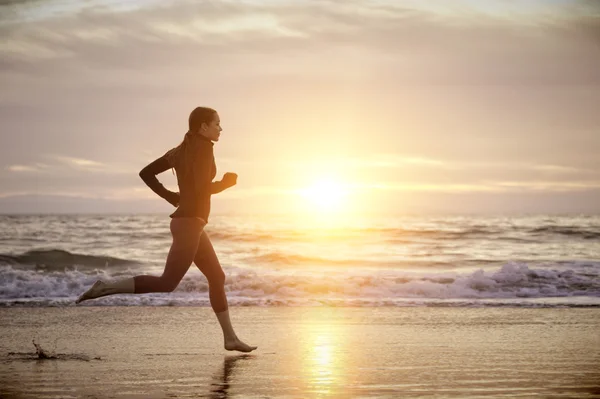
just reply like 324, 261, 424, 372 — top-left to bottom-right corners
1, 213, 599, 307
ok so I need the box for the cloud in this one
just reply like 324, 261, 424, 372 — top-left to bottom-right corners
356, 180, 600, 194
53, 155, 103, 168
531, 164, 594, 174
0, 0, 599, 214
450, 162, 599, 176
190, 178, 600, 200
6, 164, 42, 172
0, 0, 598, 86
285, 154, 448, 170
284, 155, 599, 175
2, 155, 135, 176
489, 180, 600, 192
5, 161, 52, 172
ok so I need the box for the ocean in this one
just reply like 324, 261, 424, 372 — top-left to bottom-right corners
1, 213, 599, 307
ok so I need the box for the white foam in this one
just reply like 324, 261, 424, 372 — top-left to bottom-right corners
0, 262, 599, 307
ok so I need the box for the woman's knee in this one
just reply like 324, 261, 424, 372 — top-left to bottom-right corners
209, 270, 226, 287
158, 275, 181, 292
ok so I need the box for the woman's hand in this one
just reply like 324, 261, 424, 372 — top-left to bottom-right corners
165, 191, 180, 207
222, 172, 238, 188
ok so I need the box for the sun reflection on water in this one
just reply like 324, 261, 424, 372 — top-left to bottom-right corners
301, 310, 348, 396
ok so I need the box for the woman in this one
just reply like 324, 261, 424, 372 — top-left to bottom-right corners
76, 107, 257, 353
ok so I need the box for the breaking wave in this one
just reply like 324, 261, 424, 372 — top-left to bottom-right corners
1, 262, 598, 307
0, 249, 140, 271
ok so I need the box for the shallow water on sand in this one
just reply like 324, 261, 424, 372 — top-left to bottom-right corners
1, 307, 599, 398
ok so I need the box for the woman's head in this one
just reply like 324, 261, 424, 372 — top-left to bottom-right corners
189, 106, 221, 142
164, 106, 221, 174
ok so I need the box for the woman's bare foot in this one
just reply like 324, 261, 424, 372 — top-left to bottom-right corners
224, 338, 257, 353
76, 280, 106, 304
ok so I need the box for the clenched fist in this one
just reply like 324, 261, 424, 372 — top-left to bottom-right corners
222, 172, 238, 188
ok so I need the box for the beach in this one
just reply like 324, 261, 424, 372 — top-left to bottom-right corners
2, 0, 600, 396
1, 306, 599, 398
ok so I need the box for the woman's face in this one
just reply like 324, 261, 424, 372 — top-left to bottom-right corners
200, 112, 222, 142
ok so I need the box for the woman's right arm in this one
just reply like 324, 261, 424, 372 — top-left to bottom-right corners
139, 156, 179, 207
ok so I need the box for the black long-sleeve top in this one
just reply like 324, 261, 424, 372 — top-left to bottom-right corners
139, 135, 221, 222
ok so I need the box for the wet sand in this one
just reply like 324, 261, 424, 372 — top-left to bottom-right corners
1, 307, 599, 398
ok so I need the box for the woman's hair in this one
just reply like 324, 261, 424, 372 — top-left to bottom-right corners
164, 107, 216, 176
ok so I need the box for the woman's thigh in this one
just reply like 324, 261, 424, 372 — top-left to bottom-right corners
193, 231, 225, 281
162, 217, 206, 281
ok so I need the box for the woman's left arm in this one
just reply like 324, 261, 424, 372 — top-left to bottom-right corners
211, 173, 237, 194
210, 180, 227, 194
139, 156, 179, 207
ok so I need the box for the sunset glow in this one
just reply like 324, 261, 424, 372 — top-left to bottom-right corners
299, 179, 349, 212
0, 0, 598, 215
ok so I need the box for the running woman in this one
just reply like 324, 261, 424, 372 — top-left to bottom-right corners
76, 107, 257, 353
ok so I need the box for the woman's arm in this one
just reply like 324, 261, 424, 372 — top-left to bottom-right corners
210, 180, 227, 194
211, 173, 237, 194
139, 156, 179, 207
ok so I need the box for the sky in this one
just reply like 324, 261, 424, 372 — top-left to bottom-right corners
0, 0, 599, 215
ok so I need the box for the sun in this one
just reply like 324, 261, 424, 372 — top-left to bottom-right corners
299, 179, 348, 212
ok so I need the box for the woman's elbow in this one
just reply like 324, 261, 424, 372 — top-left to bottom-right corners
139, 168, 150, 181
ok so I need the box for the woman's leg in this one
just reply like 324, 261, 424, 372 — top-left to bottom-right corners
194, 232, 257, 352
193, 231, 227, 312
76, 218, 205, 303
134, 218, 205, 293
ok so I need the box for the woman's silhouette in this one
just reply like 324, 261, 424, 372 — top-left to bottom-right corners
76, 107, 257, 353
